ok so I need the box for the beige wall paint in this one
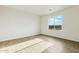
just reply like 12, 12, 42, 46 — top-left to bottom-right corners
41, 6, 79, 42
0, 6, 40, 41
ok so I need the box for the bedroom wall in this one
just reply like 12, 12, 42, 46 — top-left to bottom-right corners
41, 6, 79, 42
0, 6, 40, 41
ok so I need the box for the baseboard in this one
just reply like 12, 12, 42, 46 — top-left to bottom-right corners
0, 33, 79, 43
40, 34, 79, 43
0, 33, 40, 42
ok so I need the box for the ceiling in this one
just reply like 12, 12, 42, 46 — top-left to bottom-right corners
6, 5, 71, 16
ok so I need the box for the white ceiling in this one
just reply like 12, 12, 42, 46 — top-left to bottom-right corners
6, 5, 71, 16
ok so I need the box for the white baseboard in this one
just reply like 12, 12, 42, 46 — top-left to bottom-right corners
0, 33, 40, 42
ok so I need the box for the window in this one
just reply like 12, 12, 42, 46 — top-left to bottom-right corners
48, 16, 54, 29
48, 16, 63, 30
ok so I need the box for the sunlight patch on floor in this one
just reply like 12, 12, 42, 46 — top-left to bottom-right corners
0, 38, 53, 53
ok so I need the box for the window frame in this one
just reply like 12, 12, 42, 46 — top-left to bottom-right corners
48, 16, 63, 30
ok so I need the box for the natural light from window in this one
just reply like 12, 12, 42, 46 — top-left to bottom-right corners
48, 16, 63, 30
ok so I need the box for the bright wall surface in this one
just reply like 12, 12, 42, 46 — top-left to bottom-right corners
0, 6, 40, 41
41, 6, 79, 42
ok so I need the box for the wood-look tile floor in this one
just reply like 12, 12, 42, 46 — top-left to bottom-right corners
0, 34, 79, 53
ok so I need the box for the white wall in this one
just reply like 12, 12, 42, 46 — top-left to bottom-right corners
41, 6, 79, 42
0, 6, 40, 41
1, 5, 79, 42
